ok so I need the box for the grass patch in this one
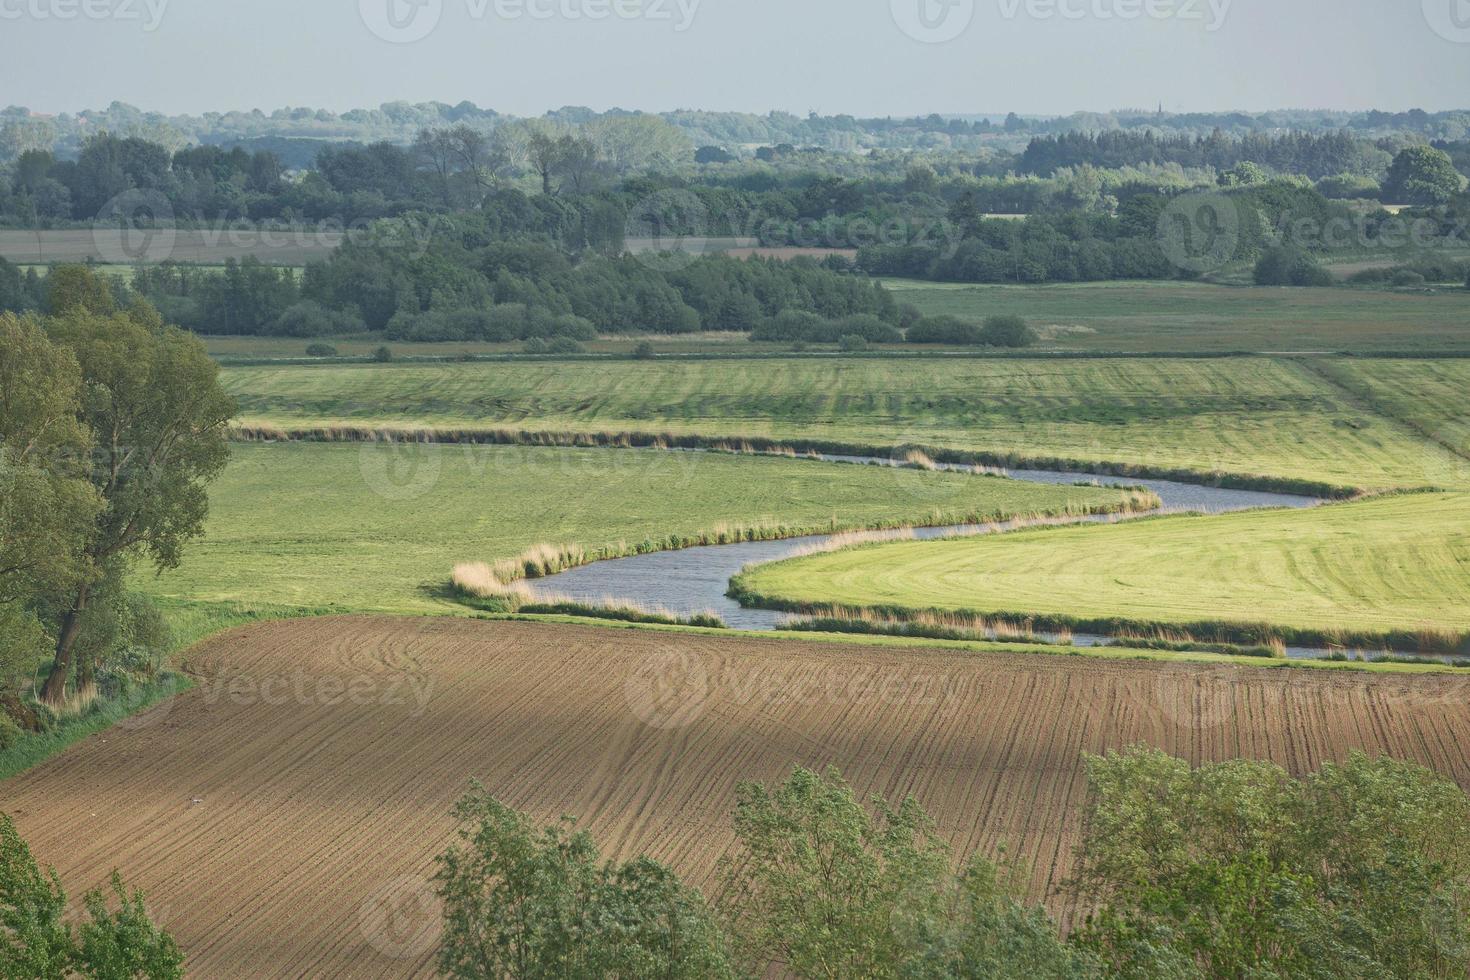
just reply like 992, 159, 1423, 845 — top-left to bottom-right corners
889, 279, 1470, 354
732, 493, 1470, 654
137, 442, 1134, 614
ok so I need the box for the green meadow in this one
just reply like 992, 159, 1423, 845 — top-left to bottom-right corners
138, 442, 1131, 613
221, 355, 1467, 491
732, 492, 1470, 649
890, 279, 1470, 353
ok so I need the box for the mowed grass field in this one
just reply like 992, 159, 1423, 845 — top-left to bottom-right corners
735, 493, 1470, 646
221, 356, 1467, 491
1312, 358, 1470, 480
138, 442, 1130, 613
891, 279, 1470, 353
10, 617, 1470, 977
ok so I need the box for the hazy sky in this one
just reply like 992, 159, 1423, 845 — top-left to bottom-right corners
2, 0, 1467, 117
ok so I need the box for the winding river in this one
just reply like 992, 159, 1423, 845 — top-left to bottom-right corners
525, 452, 1337, 655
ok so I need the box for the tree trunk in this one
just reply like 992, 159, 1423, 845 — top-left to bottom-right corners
40, 582, 89, 705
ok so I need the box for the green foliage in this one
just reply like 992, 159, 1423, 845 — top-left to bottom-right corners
74, 875, 184, 980
371, 345, 392, 362
1254, 246, 1334, 286
838, 334, 868, 352
0, 314, 102, 607
1071, 747, 1470, 979
1383, 146, 1465, 205
304, 342, 338, 357
435, 785, 735, 979
0, 814, 181, 979
718, 766, 1085, 979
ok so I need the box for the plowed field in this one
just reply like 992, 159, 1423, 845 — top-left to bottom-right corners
7, 617, 1470, 977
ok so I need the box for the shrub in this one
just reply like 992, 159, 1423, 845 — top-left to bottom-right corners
0, 815, 183, 977
906, 315, 986, 345
838, 334, 868, 352
435, 787, 736, 979
304, 343, 338, 357
632, 340, 656, 360
273, 300, 364, 338
1390, 269, 1427, 287
981, 314, 1038, 348
371, 345, 392, 362
1253, 246, 1334, 286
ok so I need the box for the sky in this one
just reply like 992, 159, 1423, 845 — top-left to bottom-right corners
1, 0, 1468, 118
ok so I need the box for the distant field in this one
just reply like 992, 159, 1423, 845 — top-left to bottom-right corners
735, 493, 1470, 646
0, 228, 339, 265
891, 279, 1470, 353
220, 356, 1467, 490
139, 442, 1127, 613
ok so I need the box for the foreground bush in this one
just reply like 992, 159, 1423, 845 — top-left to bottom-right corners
1071, 747, 1470, 979
433, 751, 1470, 978
435, 786, 736, 979
0, 814, 182, 978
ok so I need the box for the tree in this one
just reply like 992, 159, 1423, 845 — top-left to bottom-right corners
718, 767, 1090, 978
719, 766, 951, 977
38, 290, 235, 705
0, 813, 182, 978
1382, 146, 1464, 205
44, 266, 117, 317
1070, 747, 1470, 979
0, 315, 102, 609
435, 785, 735, 979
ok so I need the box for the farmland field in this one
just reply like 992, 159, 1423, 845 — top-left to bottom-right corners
8, 617, 1470, 978
0, 228, 341, 265
891, 279, 1470, 353
137, 442, 1130, 613
733, 492, 1470, 648
221, 355, 1468, 491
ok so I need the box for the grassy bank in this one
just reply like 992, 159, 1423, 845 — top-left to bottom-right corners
220, 356, 1466, 491
731, 493, 1470, 654
136, 442, 1134, 614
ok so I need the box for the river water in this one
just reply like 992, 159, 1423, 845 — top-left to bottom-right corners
525, 451, 1352, 658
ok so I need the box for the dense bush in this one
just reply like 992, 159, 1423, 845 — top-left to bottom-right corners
1253, 246, 1334, 286
0, 815, 183, 977
750, 310, 902, 344
433, 753, 1470, 979
909, 314, 1036, 347
304, 342, 338, 357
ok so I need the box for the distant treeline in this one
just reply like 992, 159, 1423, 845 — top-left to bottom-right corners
1019, 130, 1392, 180
6, 101, 1470, 159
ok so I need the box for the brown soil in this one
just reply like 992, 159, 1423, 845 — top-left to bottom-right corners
6, 617, 1470, 977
